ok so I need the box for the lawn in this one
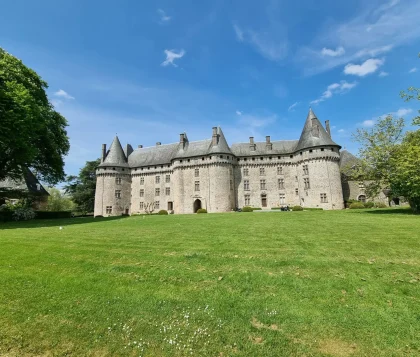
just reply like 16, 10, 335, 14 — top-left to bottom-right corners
0, 209, 419, 356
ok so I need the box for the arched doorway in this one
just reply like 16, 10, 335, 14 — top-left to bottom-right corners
193, 199, 202, 213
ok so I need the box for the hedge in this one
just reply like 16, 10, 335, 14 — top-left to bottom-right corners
292, 205, 304, 211
242, 206, 253, 212
158, 210, 168, 215
35, 211, 73, 219
196, 208, 207, 214
349, 202, 365, 209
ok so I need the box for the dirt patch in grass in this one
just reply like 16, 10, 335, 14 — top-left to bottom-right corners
318, 339, 357, 357
249, 335, 265, 344
251, 317, 280, 331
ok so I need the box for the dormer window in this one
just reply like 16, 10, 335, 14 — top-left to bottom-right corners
36, 183, 41, 191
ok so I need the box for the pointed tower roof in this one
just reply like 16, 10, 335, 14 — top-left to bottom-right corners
295, 109, 340, 151
208, 127, 233, 155
99, 136, 129, 167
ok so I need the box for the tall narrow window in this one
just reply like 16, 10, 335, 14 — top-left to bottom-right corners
106, 206, 112, 214
139, 202, 144, 210
303, 165, 309, 175
244, 194, 250, 206
279, 193, 285, 204
140, 189, 144, 197
155, 176, 160, 184
260, 179, 266, 190
304, 178, 310, 189
320, 193, 328, 203
295, 188, 299, 196
260, 167, 265, 175
230, 180, 233, 190
155, 188, 160, 196
155, 201, 160, 209
277, 166, 283, 175
195, 181, 200, 191
140, 177, 144, 185
166, 187, 170, 196
195, 168, 199, 177
243, 168, 249, 176
166, 175, 170, 183
278, 178, 285, 189
115, 190, 121, 199
244, 180, 250, 191
115, 177, 122, 185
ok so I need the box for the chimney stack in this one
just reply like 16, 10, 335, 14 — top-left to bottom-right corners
101, 144, 106, 162
266, 136, 272, 150
138, 145, 143, 148
325, 120, 331, 138
156, 142, 161, 146
180, 133, 187, 149
212, 127, 218, 146
249, 137, 256, 151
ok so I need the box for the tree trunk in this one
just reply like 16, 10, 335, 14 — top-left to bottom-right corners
408, 197, 420, 214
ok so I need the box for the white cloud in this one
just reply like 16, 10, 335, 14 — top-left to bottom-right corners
395, 108, 413, 117
379, 71, 389, 77
238, 113, 277, 129
344, 58, 384, 76
338, 129, 345, 133
236, 110, 242, 116
362, 119, 375, 127
355, 45, 393, 58
311, 80, 357, 105
233, 24, 287, 61
54, 89, 74, 100
161, 49, 185, 67
409, 67, 418, 73
288, 102, 299, 112
321, 46, 345, 57
363, 108, 413, 128
157, 9, 171, 23
51, 99, 62, 108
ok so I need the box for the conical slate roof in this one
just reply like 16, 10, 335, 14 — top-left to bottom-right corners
99, 136, 129, 167
295, 109, 340, 151
339, 150, 360, 169
208, 127, 233, 155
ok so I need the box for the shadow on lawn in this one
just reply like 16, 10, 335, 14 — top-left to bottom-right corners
0, 215, 129, 230
357, 208, 416, 215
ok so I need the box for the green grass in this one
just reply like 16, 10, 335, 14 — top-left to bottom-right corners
0, 209, 419, 356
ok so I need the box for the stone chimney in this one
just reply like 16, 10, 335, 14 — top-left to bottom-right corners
138, 144, 143, 148
266, 136, 272, 150
156, 142, 161, 146
180, 133, 187, 149
325, 120, 331, 138
212, 127, 218, 146
249, 137, 256, 151
101, 144, 106, 162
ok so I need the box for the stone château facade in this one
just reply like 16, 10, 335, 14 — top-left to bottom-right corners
94, 109, 346, 216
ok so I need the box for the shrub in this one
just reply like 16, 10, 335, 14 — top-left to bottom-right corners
35, 211, 72, 219
252, 207, 262, 211
242, 206, 253, 212
364, 201, 375, 208
375, 202, 388, 208
158, 210, 168, 215
292, 205, 303, 211
196, 208, 207, 214
12, 207, 36, 221
349, 202, 365, 209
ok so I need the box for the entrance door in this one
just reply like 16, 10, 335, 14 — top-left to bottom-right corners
125, 209, 129, 215
193, 199, 202, 213
168, 201, 173, 210
261, 195, 267, 207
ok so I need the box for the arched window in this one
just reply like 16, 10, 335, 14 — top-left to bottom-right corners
358, 195, 366, 203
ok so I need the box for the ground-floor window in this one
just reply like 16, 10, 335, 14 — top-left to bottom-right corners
320, 193, 328, 203
168, 201, 173, 210
139, 202, 144, 210
155, 201, 160, 209
245, 194, 250, 206
279, 193, 285, 204
106, 206, 112, 214
358, 195, 366, 203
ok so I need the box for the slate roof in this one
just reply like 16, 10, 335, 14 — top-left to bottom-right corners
339, 150, 360, 169
231, 140, 298, 156
174, 139, 212, 159
129, 142, 180, 166
0, 168, 49, 196
295, 108, 340, 151
99, 136, 129, 168
208, 127, 233, 155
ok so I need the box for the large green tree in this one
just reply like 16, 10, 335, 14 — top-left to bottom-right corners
64, 159, 100, 214
45, 187, 75, 212
0, 47, 70, 184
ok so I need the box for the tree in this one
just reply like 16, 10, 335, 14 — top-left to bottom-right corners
0, 47, 70, 184
64, 159, 100, 214
45, 187, 75, 211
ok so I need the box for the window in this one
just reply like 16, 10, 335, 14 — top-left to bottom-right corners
277, 166, 283, 175
155, 176, 160, 184
140, 189, 144, 197
260, 179, 266, 190
140, 177, 144, 185
260, 167, 265, 175
320, 193, 328, 203
279, 193, 285, 204
358, 195, 366, 203
195, 181, 200, 191
303, 165, 309, 175
166, 187, 170, 196
278, 178, 285, 190
230, 180, 233, 190
244, 180, 250, 191
243, 168, 249, 176
155, 188, 160, 196
106, 206, 112, 214
321, 148, 324, 152
115, 190, 121, 199
166, 175, 170, 183
304, 178, 310, 189
155, 201, 160, 209
245, 194, 250, 206
139, 202, 144, 210
115, 177, 122, 185
295, 188, 299, 196
295, 176, 298, 182
195, 168, 199, 177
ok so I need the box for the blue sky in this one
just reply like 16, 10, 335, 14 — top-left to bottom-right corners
1, 0, 419, 177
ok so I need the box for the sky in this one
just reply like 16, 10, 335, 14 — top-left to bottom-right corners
1, 0, 419, 177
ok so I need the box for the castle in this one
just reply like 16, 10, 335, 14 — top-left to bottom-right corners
94, 109, 347, 216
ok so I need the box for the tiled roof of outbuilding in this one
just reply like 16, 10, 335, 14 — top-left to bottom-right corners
0, 168, 49, 196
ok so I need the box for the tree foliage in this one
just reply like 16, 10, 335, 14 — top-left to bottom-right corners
0, 47, 70, 184
46, 187, 75, 212
64, 159, 100, 214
